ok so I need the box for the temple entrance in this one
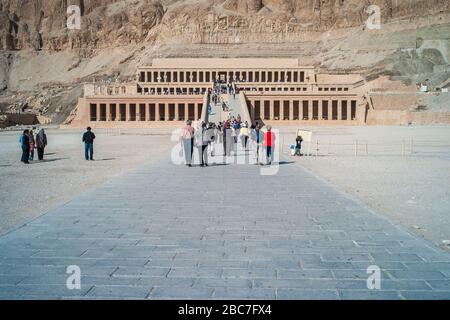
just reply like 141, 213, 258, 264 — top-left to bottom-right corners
219, 72, 227, 82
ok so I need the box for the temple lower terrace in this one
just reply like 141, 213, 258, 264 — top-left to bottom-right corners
71, 59, 366, 128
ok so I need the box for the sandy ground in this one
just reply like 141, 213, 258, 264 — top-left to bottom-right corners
278, 125, 450, 251
0, 128, 174, 235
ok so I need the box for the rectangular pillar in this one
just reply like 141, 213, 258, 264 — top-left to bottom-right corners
289, 100, 294, 121
136, 104, 141, 122
145, 103, 150, 121
308, 100, 313, 121
184, 104, 189, 121
164, 103, 169, 121
270, 100, 274, 120
95, 103, 100, 122
329, 98, 333, 120
260, 100, 265, 121
106, 104, 111, 121
175, 102, 179, 121
347, 100, 352, 121
114, 104, 119, 122
125, 103, 130, 121
319, 100, 323, 121
155, 103, 160, 121
194, 104, 199, 121
338, 100, 343, 120
280, 101, 285, 121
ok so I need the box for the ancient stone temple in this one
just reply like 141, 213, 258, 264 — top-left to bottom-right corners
71, 58, 367, 128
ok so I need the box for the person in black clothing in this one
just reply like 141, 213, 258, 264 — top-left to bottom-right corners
20, 130, 30, 164
35, 129, 47, 161
295, 135, 303, 156
82, 127, 96, 161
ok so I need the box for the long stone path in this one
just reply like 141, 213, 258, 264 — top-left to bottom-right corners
1, 151, 450, 300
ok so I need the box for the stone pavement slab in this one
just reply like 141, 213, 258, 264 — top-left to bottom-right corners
0, 151, 449, 300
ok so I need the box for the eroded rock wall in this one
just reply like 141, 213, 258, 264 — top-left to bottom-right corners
1, 0, 449, 51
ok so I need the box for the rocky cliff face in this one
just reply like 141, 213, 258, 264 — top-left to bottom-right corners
0, 0, 164, 51
1, 0, 449, 51
0, 0, 449, 123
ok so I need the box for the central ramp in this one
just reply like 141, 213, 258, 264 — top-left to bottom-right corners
0, 152, 449, 299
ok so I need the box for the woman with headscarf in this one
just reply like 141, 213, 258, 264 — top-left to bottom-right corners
28, 129, 36, 161
19, 129, 30, 164
35, 129, 47, 161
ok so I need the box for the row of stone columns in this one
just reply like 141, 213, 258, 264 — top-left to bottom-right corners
139, 87, 207, 95
90, 103, 202, 122
139, 70, 306, 84
249, 99, 357, 121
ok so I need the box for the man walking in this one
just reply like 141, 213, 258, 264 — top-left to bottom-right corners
82, 127, 96, 161
20, 129, 30, 164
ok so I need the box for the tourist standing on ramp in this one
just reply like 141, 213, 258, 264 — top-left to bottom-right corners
196, 122, 209, 167
222, 121, 229, 159
264, 125, 276, 165
250, 125, 264, 165
224, 121, 233, 158
82, 127, 96, 161
207, 123, 217, 157
217, 122, 223, 144
181, 120, 195, 167
19, 129, 30, 164
240, 122, 249, 150
35, 129, 47, 161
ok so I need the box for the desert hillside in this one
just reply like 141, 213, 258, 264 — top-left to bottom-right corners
0, 0, 449, 124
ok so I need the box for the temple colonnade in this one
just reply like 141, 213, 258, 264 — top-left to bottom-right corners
88, 101, 204, 122
246, 97, 358, 121
138, 69, 308, 84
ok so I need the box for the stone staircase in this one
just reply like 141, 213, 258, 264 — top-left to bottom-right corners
205, 83, 253, 125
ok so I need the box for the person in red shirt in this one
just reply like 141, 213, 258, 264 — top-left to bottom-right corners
264, 125, 275, 165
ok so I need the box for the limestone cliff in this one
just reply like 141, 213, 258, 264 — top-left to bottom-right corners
0, 0, 449, 123
1, 0, 449, 50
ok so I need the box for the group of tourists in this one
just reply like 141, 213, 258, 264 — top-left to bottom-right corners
180, 117, 276, 167
19, 127, 97, 164
211, 80, 239, 102
19, 129, 47, 164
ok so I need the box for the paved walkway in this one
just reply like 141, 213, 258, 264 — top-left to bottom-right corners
1, 151, 450, 300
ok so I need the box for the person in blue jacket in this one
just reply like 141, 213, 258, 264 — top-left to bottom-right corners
19, 129, 30, 164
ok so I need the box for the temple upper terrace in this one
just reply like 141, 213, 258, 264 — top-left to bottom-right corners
72, 58, 366, 128
85, 59, 362, 97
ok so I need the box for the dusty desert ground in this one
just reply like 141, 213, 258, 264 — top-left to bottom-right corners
0, 125, 449, 253
0, 128, 174, 235
280, 125, 450, 251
